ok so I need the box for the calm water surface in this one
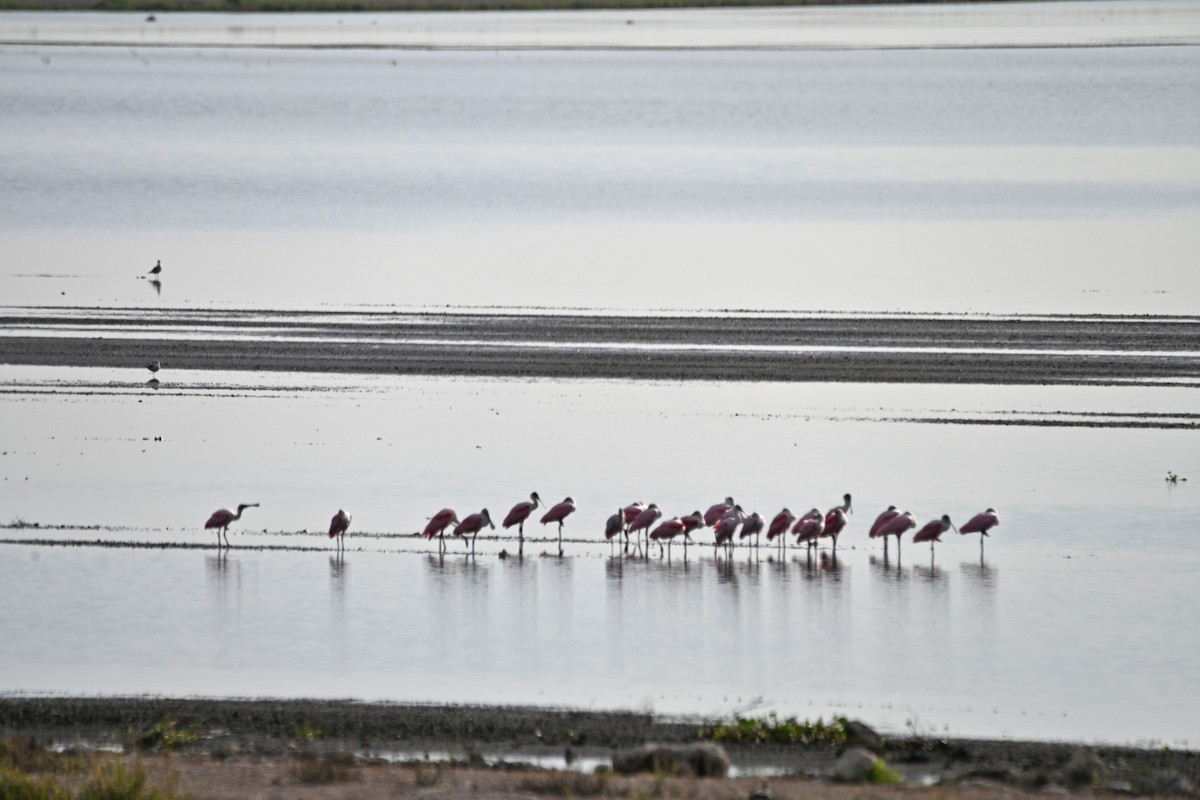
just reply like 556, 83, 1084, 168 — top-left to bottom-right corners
1, 369, 1197, 745
1, 28, 1199, 314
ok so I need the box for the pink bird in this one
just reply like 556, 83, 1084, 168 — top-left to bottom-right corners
822, 493, 853, 552
913, 514, 957, 560
712, 508, 743, 553
876, 510, 916, 559
628, 503, 663, 555
680, 510, 705, 535
540, 496, 576, 557
739, 511, 765, 552
793, 508, 825, 553
960, 508, 1001, 557
454, 508, 494, 556
767, 508, 796, 543
704, 497, 735, 527
422, 507, 460, 554
869, 506, 901, 538
621, 501, 647, 552
204, 502, 259, 549
328, 508, 351, 550
650, 516, 688, 558
604, 509, 624, 555
503, 491, 543, 556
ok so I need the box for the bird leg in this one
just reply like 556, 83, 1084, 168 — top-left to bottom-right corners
558, 522, 563, 557
471, 532, 477, 557
519, 521, 525, 557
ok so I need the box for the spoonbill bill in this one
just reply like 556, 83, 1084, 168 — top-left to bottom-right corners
913, 514, 957, 560
455, 508, 494, 556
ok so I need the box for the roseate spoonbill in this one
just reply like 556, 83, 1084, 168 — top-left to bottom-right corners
960, 508, 1001, 556
148, 260, 162, 276
540, 496, 576, 557
739, 511, 765, 552
146, 360, 160, 375
650, 516, 687, 558
704, 497, 735, 527
793, 508, 825, 555
454, 508, 494, 556
622, 501, 647, 552
422, 508, 460, 554
712, 508, 743, 554
328, 508, 351, 550
876, 510, 916, 560
204, 502, 259, 548
503, 491, 542, 556
605, 510, 624, 555
823, 493, 853, 552
913, 514, 957, 560
680, 510, 705, 534
628, 503, 662, 555
869, 505, 901, 557
767, 508, 796, 551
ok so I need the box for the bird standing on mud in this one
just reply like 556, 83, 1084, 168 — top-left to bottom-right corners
205, 502, 259, 548
328, 508, 351, 550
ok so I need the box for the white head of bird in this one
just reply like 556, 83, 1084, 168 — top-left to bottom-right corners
481, 508, 495, 528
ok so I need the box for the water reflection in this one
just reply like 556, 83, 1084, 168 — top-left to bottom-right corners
959, 559, 998, 592
147, 278, 161, 298
329, 553, 347, 606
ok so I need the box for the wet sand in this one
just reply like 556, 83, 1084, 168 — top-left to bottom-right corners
3, 309, 1200, 385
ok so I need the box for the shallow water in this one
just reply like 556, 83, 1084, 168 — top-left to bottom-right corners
1, 368, 1197, 745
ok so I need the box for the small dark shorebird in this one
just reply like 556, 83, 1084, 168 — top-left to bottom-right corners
149, 260, 162, 276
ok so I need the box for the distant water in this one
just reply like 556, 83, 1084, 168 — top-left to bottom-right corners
1, 20, 1198, 314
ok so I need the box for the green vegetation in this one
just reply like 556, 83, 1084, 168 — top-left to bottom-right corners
287, 721, 324, 743
862, 758, 903, 785
698, 714, 849, 747
128, 719, 201, 751
0, 737, 182, 800
0, 0, 1015, 12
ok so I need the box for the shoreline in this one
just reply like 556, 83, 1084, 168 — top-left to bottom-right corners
2, 696, 1197, 796
3, 309, 1200, 385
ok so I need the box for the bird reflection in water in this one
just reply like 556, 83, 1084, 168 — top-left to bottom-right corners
329, 554, 347, 607
148, 278, 161, 297
146, 378, 160, 390
912, 561, 947, 585
960, 559, 998, 590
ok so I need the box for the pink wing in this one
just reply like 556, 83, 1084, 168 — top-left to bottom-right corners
704, 503, 731, 526
961, 511, 999, 534
622, 503, 646, 524
422, 508, 456, 539
541, 501, 576, 525
503, 501, 533, 528
205, 509, 233, 529
454, 513, 483, 536
913, 520, 943, 543
869, 508, 901, 538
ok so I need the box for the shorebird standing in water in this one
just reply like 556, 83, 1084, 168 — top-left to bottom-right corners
149, 260, 162, 276
205, 502, 259, 548
146, 360, 160, 375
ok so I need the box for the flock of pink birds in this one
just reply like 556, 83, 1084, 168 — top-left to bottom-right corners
202, 494, 1000, 558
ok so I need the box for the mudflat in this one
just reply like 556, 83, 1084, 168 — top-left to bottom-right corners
3, 309, 1200, 385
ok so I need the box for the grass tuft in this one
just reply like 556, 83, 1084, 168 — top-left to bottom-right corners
698, 714, 849, 747
128, 719, 201, 751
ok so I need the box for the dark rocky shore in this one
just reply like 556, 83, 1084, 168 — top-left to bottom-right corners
3, 309, 1200, 385
1, 697, 1197, 795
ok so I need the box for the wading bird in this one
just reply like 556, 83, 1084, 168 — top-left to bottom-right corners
604, 509, 624, 555
621, 501, 647, 552
767, 508, 797, 552
913, 514, 957, 561
876, 510, 916, 560
503, 491, 542, 556
540, 496, 576, 557
454, 508, 494, 556
704, 497, 736, 527
422, 508, 460, 554
793, 508, 825, 555
627, 503, 663, 555
204, 502, 259, 548
712, 507, 743, 554
680, 510, 705, 535
328, 508, 351, 550
739, 511, 765, 552
148, 260, 162, 276
146, 360, 160, 375
650, 516, 687, 558
959, 508, 1001, 557
869, 505, 901, 556
823, 493, 853, 552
